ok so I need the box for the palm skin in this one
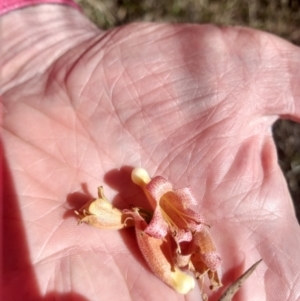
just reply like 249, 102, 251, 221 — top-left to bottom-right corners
2, 5, 300, 301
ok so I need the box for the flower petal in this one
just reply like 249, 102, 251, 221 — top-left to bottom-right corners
191, 228, 222, 272
182, 208, 207, 231
193, 228, 218, 253
174, 228, 193, 244
173, 187, 197, 207
173, 250, 191, 268
202, 252, 222, 272
144, 207, 169, 239
189, 251, 222, 287
159, 192, 206, 237
146, 176, 173, 203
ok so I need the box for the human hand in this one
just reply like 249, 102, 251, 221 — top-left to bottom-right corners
2, 5, 300, 301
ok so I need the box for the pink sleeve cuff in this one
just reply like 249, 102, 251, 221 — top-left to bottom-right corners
0, 0, 81, 15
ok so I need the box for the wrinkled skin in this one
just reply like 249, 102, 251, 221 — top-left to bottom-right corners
2, 5, 300, 301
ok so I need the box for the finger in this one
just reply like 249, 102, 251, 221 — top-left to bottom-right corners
220, 27, 300, 121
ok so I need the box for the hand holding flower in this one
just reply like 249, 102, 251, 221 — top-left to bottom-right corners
75, 168, 222, 297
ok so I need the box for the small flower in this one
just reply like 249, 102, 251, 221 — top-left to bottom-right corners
123, 208, 195, 295
131, 168, 207, 248
75, 186, 134, 229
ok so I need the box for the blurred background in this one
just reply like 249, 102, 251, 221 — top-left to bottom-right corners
75, 0, 300, 222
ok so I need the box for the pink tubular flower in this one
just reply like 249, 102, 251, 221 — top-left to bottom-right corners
131, 168, 222, 292
131, 168, 207, 248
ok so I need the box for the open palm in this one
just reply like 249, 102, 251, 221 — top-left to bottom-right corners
2, 5, 300, 301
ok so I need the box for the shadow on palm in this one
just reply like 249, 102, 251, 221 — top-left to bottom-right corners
3, 155, 90, 301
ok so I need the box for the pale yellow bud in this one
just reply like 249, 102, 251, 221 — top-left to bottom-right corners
170, 267, 195, 294
131, 167, 151, 186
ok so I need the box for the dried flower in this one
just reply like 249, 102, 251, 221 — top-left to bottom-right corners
75, 186, 133, 229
